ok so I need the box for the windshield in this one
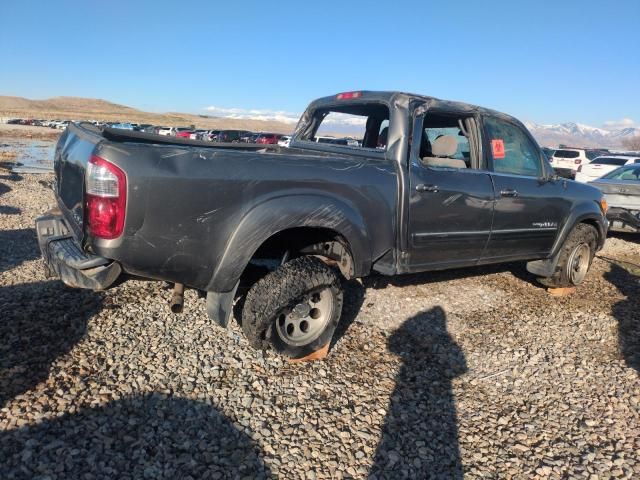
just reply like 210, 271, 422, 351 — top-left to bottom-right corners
601, 165, 640, 180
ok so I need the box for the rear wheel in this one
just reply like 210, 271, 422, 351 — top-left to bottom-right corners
538, 223, 598, 288
241, 256, 343, 358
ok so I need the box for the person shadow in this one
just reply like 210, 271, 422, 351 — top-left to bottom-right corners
0, 393, 271, 479
0, 281, 272, 478
604, 262, 640, 372
371, 306, 467, 479
0, 280, 104, 408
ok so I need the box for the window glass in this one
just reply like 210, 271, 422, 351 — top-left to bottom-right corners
602, 166, 640, 180
300, 103, 389, 150
417, 115, 481, 170
593, 157, 627, 166
484, 117, 542, 176
554, 150, 580, 159
423, 127, 470, 162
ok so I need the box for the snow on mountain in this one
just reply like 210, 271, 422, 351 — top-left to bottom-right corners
524, 121, 640, 148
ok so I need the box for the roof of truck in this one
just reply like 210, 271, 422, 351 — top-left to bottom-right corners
318, 90, 499, 112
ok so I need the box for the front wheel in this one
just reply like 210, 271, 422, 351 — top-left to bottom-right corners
241, 256, 344, 358
538, 223, 598, 288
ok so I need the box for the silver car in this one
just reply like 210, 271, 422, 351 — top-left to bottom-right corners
589, 163, 640, 232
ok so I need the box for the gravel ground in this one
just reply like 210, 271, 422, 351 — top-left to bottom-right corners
1, 171, 639, 479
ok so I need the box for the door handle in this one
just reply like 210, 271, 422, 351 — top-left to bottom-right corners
500, 189, 519, 197
416, 184, 439, 193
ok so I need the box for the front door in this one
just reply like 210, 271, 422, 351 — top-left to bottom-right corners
406, 112, 495, 270
481, 116, 571, 261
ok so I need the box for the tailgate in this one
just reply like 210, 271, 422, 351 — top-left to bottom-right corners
580, 164, 614, 179
53, 123, 103, 241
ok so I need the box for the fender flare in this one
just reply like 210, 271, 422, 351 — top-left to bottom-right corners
206, 194, 371, 292
526, 203, 606, 277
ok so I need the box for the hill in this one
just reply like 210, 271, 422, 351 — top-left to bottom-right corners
0, 95, 294, 134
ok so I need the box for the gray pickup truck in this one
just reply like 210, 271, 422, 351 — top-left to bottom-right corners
37, 91, 608, 358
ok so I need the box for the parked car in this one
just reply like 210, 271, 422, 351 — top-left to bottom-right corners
199, 130, 219, 141
575, 155, 640, 183
157, 126, 176, 136
589, 163, 640, 232
549, 148, 590, 178
255, 133, 282, 145
216, 130, 251, 143
36, 90, 607, 360
110, 123, 134, 130
278, 135, 292, 147
240, 132, 256, 143
175, 128, 194, 138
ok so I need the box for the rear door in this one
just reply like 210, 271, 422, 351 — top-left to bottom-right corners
481, 116, 571, 261
406, 111, 494, 270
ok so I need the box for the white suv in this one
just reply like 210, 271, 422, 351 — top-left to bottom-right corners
549, 148, 591, 178
157, 126, 176, 136
575, 155, 640, 183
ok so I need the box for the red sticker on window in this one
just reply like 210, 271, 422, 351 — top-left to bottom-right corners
492, 139, 505, 159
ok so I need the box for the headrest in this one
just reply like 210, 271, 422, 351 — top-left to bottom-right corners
431, 135, 458, 157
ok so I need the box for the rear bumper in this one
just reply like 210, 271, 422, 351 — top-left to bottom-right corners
35, 208, 121, 290
607, 207, 640, 232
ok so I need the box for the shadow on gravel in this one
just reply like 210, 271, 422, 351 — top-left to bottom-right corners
604, 263, 640, 372
0, 182, 11, 196
331, 279, 365, 350
0, 172, 23, 181
608, 231, 640, 245
0, 281, 103, 408
371, 307, 467, 479
0, 228, 39, 273
0, 393, 271, 478
0, 205, 21, 215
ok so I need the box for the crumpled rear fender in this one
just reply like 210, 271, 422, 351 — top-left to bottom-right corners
206, 194, 371, 292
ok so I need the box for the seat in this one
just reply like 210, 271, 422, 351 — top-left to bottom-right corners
422, 135, 467, 169
377, 126, 388, 148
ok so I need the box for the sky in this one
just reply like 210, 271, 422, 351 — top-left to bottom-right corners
1, 0, 639, 128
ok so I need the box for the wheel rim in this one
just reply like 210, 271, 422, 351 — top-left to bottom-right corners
567, 242, 591, 285
275, 287, 334, 347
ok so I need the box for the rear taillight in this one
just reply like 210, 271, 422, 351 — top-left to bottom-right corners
574, 159, 582, 164
86, 155, 126, 239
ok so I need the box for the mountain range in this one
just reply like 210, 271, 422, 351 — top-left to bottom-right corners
524, 121, 639, 149
1, 95, 638, 147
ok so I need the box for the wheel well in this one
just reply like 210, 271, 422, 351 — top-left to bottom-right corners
579, 218, 603, 246
247, 227, 355, 279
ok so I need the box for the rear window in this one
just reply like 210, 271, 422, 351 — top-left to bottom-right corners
554, 150, 580, 158
593, 157, 627, 166
299, 103, 389, 150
